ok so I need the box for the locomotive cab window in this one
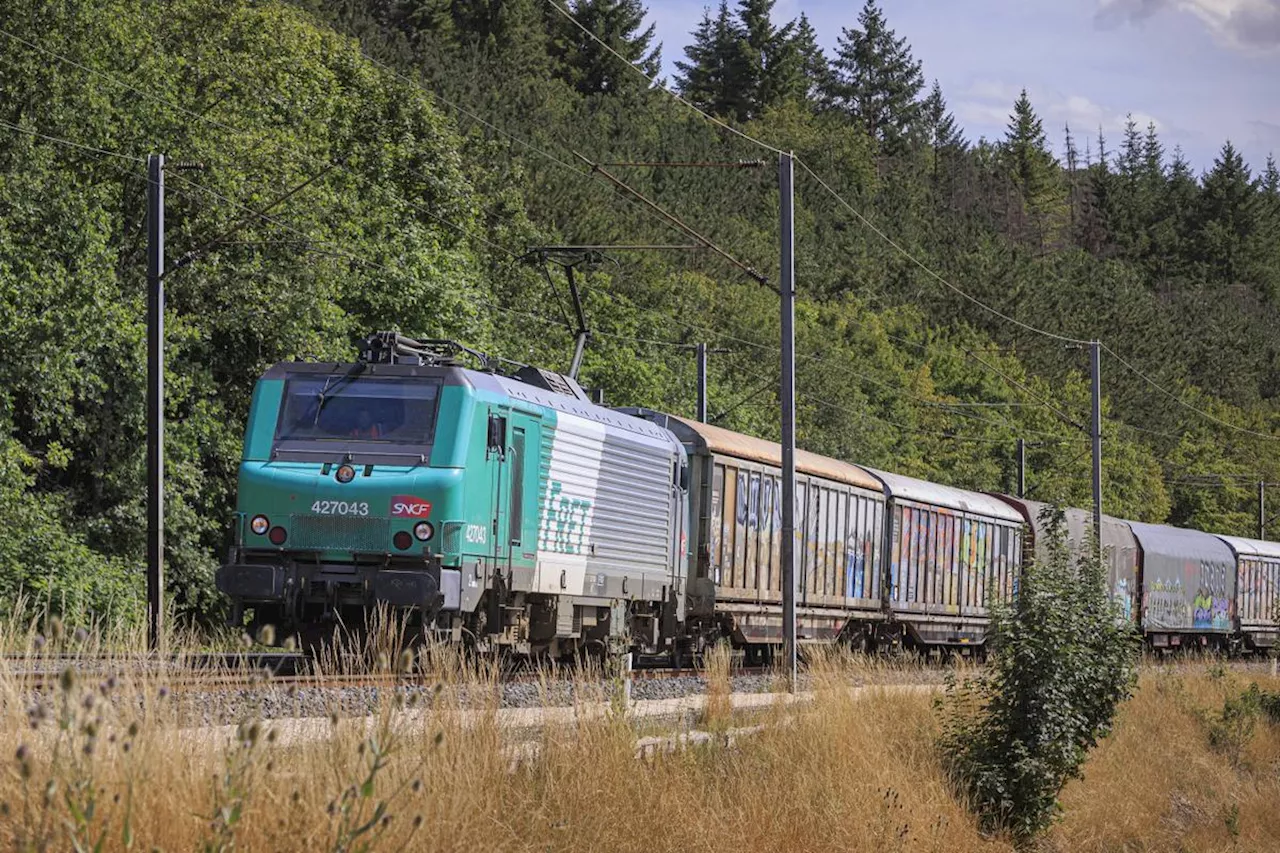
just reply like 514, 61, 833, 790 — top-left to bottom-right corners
274, 374, 442, 447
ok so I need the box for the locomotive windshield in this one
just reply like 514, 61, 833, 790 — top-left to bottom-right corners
274, 374, 441, 446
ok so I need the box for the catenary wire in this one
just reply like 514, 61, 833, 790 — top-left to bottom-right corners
0, 117, 145, 163
1101, 343, 1280, 442
542, 0, 786, 157
795, 159, 1092, 347
0, 26, 524, 261
531, 7, 1096, 350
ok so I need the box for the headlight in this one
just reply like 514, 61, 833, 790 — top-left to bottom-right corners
250, 515, 270, 535
413, 521, 434, 542
335, 464, 356, 484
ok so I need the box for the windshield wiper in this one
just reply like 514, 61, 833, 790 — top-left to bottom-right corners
313, 363, 366, 426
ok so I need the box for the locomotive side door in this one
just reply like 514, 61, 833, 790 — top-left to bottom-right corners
487, 408, 512, 573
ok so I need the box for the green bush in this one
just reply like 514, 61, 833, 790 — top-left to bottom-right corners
939, 505, 1139, 845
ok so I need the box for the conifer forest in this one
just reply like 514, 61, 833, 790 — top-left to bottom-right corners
2, 0, 1279, 625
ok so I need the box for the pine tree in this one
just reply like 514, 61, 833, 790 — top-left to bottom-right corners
1067, 123, 1106, 254
1085, 125, 1118, 256
789, 13, 831, 108
1117, 114, 1143, 178
828, 0, 924, 148
921, 79, 964, 180
1001, 90, 1065, 248
1142, 122, 1164, 181
1194, 141, 1260, 288
551, 0, 661, 96
733, 0, 802, 117
446, 0, 555, 73
1263, 154, 1280, 197
1252, 154, 1280, 300
1151, 146, 1200, 285
674, 1, 750, 119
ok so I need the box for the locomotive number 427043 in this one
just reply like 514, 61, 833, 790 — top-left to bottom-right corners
310, 500, 371, 516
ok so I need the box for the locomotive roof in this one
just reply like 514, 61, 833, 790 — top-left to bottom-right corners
861, 469, 1024, 523
479, 373, 680, 445
1215, 534, 1280, 561
630, 411, 883, 492
1127, 521, 1238, 563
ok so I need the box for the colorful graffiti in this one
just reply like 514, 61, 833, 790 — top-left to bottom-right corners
1144, 576, 1187, 629
888, 506, 1017, 609
1113, 577, 1134, 623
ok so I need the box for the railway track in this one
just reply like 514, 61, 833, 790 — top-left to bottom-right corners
1, 651, 777, 694
5, 649, 1273, 696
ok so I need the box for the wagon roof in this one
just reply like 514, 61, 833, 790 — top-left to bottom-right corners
860, 469, 1024, 522
652, 413, 883, 492
1215, 534, 1280, 561
993, 495, 1135, 532
1128, 521, 1237, 563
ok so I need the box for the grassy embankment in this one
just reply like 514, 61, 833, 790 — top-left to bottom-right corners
1, 618, 1279, 851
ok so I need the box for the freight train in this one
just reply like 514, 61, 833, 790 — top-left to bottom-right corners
216, 333, 1280, 657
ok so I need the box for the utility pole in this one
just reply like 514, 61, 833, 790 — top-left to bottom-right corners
1090, 341, 1103, 559
146, 154, 165, 652
696, 343, 708, 423
1260, 481, 1266, 541
779, 152, 797, 689
1016, 438, 1026, 499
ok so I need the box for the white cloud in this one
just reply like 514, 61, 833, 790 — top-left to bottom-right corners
1096, 0, 1280, 52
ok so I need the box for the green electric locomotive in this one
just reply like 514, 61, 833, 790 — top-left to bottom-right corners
216, 333, 690, 656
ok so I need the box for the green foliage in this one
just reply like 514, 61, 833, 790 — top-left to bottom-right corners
3, 0, 1280, 626
549, 0, 660, 96
0, 0, 495, 619
939, 507, 1139, 844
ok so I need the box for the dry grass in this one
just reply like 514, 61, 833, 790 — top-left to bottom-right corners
3, 620, 1280, 852
1054, 665, 1280, 852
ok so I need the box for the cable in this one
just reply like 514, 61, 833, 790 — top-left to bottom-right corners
1100, 343, 1279, 442
161, 171, 403, 279
737, 368, 1080, 447
1105, 417, 1188, 443
886, 332, 1087, 432
528, 14, 1102, 351
0, 26, 523, 261
710, 372, 779, 424
348, 48, 706, 249
542, 0, 785, 157
0, 117, 144, 163
795, 159, 1092, 347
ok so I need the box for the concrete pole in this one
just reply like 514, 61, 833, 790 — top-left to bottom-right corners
1016, 438, 1026, 499
696, 342, 708, 423
1090, 341, 1103, 559
146, 154, 165, 651
779, 152, 797, 689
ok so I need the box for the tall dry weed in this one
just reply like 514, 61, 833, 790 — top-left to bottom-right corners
3, 622, 1279, 853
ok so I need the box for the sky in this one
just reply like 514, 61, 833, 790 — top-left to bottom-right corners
642, 0, 1280, 175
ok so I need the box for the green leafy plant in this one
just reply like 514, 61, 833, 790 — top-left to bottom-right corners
938, 506, 1139, 845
